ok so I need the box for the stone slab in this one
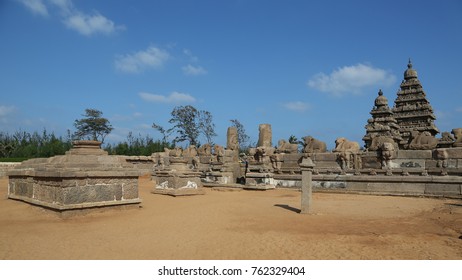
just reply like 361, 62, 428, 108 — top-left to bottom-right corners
396, 150, 433, 159
152, 188, 205, 196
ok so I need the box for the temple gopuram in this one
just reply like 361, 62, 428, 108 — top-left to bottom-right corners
392, 59, 439, 148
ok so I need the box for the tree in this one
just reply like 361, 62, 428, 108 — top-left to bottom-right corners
288, 135, 299, 144
153, 105, 216, 147
168, 105, 200, 146
198, 110, 217, 145
73, 108, 113, 143
230, 119, 250, 148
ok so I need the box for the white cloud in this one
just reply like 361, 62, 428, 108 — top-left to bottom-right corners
307, 63, 396, 96
17, 0, 49, 16
182, 64, 207, 76
115, 46, 170, 73
0, 105, 16, 117
183, 49, 199, 62
139, 92, 196, 104
64, 12, 124, 36
19, 0, 124, 36
283, 101, 310, 112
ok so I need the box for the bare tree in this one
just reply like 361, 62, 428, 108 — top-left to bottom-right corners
198, 110, 217, 145
230, 119, 250, 149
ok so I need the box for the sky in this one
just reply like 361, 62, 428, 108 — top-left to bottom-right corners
1, 0, 462, 149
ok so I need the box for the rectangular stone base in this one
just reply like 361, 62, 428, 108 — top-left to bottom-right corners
243, 185, 275, 190
152, 188, 205, 196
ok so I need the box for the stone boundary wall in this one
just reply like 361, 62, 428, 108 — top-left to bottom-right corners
0, 162, 21, 177
274, 173, 462, 197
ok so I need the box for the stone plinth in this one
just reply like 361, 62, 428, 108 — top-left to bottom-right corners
8, 140, 141, 212
244, 172, 276, 190
152, 157, 204, 196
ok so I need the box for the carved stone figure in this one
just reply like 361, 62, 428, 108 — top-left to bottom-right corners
169, 147, 183, 158
197, 143, 212, 156
333, 137, 360, 153
380, 142, 395, 169
408, 130, 438, 150
183, 145, 199, 169
270, 153, 284, 173
276, 139, 298, 154
369, 135, 397, 151
333, 138, 360, 170
434, 148, 449, 168
213, 144, 225, 163
452, 128, 462, 147
302, 136, 327, 153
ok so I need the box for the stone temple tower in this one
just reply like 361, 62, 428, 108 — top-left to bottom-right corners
392, 59, 439, 148
363, 89, 402, 150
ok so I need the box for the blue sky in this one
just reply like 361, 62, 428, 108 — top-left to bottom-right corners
1, 0, 462, 149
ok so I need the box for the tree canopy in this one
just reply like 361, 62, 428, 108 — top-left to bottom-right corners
153, 105, 216, 146
73, 108, 113, 143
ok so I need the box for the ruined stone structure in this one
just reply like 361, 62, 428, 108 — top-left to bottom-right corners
392, 60, 439, 148
363, 89, 402, 150
8, 140, 141, 211
152, 147, 204, 196
257, 124, 272, 147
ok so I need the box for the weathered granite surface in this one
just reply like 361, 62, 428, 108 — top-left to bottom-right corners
8, 140, 141, 211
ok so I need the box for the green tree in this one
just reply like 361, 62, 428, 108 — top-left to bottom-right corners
73, 108, 113, 143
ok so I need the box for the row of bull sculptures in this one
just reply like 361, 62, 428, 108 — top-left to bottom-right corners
150, 126, 462, 175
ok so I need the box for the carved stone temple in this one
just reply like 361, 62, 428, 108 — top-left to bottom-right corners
363, 89, 402, 151
6, 59, 462, 213
392, 59, 439, 148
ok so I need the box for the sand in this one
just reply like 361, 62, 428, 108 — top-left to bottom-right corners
0, 175, 461, 260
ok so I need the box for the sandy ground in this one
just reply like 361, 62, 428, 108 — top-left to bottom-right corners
0, 175, 461, 260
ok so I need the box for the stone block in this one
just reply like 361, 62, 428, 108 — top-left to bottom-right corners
313, 153, 337, 161
445, 148, 462, 159
396, 150, 432, 159
424, 184, 461, 195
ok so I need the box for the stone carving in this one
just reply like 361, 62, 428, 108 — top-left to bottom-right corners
369, 135, 397, 151
408, 130, 438, 150
197, 143, 212, 156
183, 145, 199, 169
270, 153, 284, 173
275, 139, 298, 154
333, 137, 361, 170
169, 147, 183, 157
392, 60, 439, 147
213, 144, 225, 163
380, 142, 395, 169
333, 137, 360, 153
257, 124, 272, 147
152, 148, 170, 170
434, 148, 449, 168
452, 128, 462, 147
302, 136, 327, 153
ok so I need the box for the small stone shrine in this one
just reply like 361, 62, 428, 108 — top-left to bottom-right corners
8, 140, 141, 212
363, 89, 402, 150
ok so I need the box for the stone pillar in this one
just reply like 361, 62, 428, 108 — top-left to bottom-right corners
257, 124, 272, 148
227, 126, 239, 151
299, 156, 315, 214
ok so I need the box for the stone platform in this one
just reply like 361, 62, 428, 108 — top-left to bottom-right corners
7, 140, 142, 211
